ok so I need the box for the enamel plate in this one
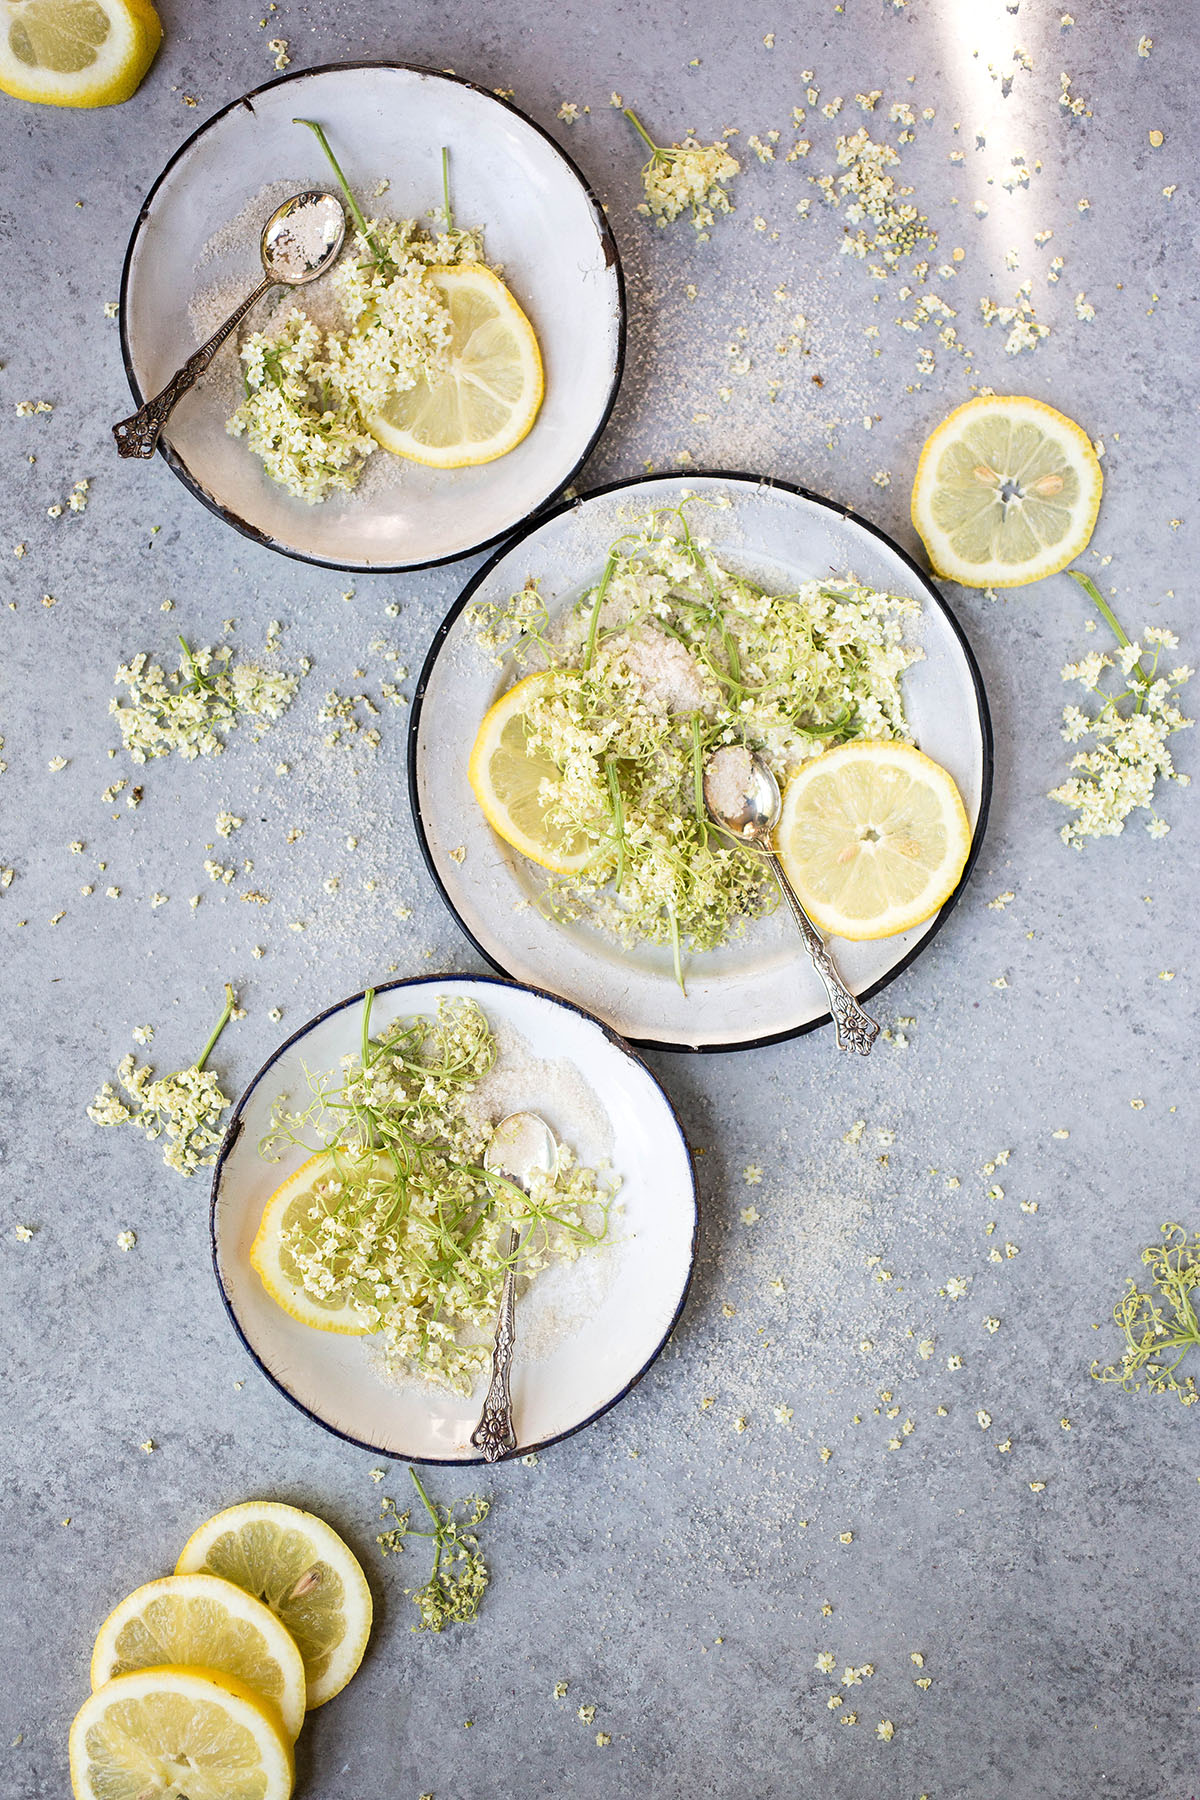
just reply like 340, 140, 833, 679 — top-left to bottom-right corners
410, 472, 993, 1052
119, 62, 624, 571
211, 975, 697, 1462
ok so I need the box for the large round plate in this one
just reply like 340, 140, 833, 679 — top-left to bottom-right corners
119, 63, 625, 571
211, 974, 697, 1462
410, 472, 993, 1051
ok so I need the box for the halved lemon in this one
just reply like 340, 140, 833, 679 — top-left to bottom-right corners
468, 671, 593, 873
176, 1500, 373, 1709
367, 263, 543, 467
775, 740, 972, 940
69, 1665, 294, 1800
250, 1152, 379, 1335
911, 394, 1102, 587
0, 0, 162, 108
90, 1572, 307, 1740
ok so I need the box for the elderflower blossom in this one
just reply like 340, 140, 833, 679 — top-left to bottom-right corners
469, 505, 921, 968
111, 642, 299, 763
88, 1054, 231, 1175
979, 283, 1050, 354
229, 215, 484, 502
625, 109, 740, 238
1050, 599, 1192, 847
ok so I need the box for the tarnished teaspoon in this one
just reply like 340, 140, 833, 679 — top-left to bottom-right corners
112, 189, 346, 460
703, 745, 880, 1056
470, 1111, 559, 1462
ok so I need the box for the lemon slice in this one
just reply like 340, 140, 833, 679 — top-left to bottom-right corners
250, 1152, 380, 1335
468, 670, 593, 873
90, 1572, 307, 1741
70, 1665, 294, 1800
367, 263, 543, 467
911, 394, 1102, 588
176, 1501, 373, 1709
775, 740, 972, 940
0, 0, 162, 108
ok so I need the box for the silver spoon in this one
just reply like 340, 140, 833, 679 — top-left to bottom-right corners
703, 746, 880, 1055
112, 189, 347, 460
470, 1111, 558, 1462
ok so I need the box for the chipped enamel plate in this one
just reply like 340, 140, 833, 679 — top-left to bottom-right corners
119, 62, 624, 571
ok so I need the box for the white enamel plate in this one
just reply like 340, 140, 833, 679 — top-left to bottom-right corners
211, 975, 697, 1461
410, 473, 993, 1051
120, 63, 624, 571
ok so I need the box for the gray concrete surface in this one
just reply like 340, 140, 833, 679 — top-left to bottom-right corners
2, 2, 1197, 1795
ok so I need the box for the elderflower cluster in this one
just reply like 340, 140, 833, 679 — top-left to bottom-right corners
89, 1056, 232, 1176
1050, 625, 1193, 846
229, 217, 484, 502
979, 283, 1050, 355
1093, 1225, 1200, 1404
632, 124, 741, 238
832, 128, 937, 269
111, 643, 299, 762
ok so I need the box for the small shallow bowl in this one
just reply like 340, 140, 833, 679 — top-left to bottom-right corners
210, 974, 697, 1462
119, 62, 625, 571
410, 471, 993, 1052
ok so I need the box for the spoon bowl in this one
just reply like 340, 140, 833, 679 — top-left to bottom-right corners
702, 744, 782, 844
260, 190, 346, 285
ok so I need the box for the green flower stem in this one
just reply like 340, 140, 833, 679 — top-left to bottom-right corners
583, 550, 619, 669
1068, 568, 1152, 686
294, 117, 379, 256
195, 983, 237, 1072
623, 108, 663, 157
441, 146, 453, 233
606, 757, 626, 891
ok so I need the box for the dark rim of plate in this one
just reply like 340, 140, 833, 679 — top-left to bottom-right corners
407, 469, 995, 1053
117, 61, 627, 574
209, 971, 699, 1463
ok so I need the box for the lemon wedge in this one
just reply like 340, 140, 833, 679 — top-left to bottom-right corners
176, 1500, 373, 1709
90, 1572, 307, 1741
250, 1152, 381, 1336
468, 671, 593, 873
0, 0, 162, 108
70, 1665, 294, 1800
775, 740, 972, 940
911, 394, 1102, 588
367, 263, 543, 467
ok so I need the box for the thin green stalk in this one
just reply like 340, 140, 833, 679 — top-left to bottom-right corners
622, 108, 662, 157
195, 983, 236, 1072
441, 146, 453, 233
667, 905, 685, 995
294, 117, 380, 257
605, 757, 626, 890
583, 551, 619, 669
361, 987, 375, 1075
1068, 568, 1152, 686
690, 713, 709, 842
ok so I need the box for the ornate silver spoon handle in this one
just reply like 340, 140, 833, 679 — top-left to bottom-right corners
766, 848, 880, 1055
112, 275, 276, 460
470, 1227, 519, 1462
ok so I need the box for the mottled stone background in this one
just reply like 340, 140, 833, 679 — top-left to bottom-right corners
1, 1, 1196, 1795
